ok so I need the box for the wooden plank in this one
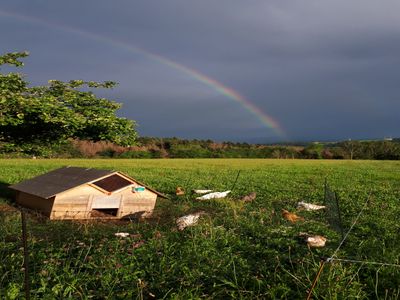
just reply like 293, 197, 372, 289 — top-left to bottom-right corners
51, 211, 88, 220
54, 199, 89, 205
56, 185, 104, 200
88, 183, 110, 195
86, 195, 93, 213
91, 194, 121, 209
117, 195, 124, 217
16, 192, 54, 215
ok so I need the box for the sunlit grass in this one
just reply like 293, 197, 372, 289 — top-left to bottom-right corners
1, 159, 400, 298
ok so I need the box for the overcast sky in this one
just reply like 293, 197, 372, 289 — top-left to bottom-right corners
1, 1, 399, 142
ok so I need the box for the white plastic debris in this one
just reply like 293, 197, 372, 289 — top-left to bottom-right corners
192, 189, 213, 194
114, 232, 130, 238
176, 212, 205, 230
196, 190, 231, 200
297, 201, 326, 211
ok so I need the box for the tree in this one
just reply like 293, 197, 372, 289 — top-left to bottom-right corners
340, 140, 361, 160
300, 143, 323, 159
0, 52, 137, 154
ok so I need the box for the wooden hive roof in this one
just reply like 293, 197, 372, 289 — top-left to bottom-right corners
9, 166, 166, 199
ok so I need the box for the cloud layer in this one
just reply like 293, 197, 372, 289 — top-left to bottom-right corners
1, 0, 399, 141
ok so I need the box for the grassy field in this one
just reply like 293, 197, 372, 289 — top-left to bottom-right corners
1, 159, 400, 299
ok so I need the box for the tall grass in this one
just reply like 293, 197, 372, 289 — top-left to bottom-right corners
1, 159, 400, 298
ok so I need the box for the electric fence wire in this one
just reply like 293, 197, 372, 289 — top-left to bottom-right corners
327, 258, 400, 268
307, 190, 400, 300
325, 191, 400, 268
327, 191, 372, 262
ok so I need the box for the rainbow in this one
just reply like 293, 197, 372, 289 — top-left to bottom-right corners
0, 9, 286, 137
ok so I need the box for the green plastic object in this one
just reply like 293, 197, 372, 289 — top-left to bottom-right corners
133, 186, 145, 192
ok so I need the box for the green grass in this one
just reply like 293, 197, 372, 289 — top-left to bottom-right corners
1, 159, 400, 299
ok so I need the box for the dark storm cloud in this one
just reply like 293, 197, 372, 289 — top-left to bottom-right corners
1, 0, 399, 141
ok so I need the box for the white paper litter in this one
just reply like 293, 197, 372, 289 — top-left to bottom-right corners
192, 189, 213, 194
196, 190, 231, 200
297, 201, 326, 211
114, 232, 130, 238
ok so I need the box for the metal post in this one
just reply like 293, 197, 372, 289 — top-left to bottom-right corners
230, 170, 241, 191
21, 210, 30, 300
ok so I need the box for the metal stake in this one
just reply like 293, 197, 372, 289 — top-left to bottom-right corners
21, 210, 30, 300
230, 170, 241, 191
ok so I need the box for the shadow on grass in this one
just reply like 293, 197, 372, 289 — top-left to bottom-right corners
0, 181, 15, 203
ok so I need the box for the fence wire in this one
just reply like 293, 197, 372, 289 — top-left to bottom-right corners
1, 176, 399, 299
324, 180, 345, 241
0, 209, 153, 299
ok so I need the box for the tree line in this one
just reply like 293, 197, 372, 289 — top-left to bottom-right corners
120, 138, 400, 160
1, 51, 399, 160
5, 137, 396, 160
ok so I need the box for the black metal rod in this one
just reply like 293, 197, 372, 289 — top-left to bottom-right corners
21, 210, 30, 300
230, 170, 241, 191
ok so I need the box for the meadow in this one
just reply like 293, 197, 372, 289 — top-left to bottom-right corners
1, 159, 400, 299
